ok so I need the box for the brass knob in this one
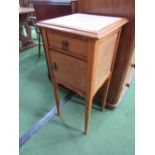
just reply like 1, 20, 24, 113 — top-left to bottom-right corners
61, 40, 69, 51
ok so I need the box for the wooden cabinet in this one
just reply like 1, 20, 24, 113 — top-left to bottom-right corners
37, 13, 128, 134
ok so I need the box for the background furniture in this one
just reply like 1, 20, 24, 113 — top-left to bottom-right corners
19, 7, 37, 51
19, 0, 33, 7
27, 16, 42, 57
37, 14, 128, 133
77, 0, 135, 109
32, 0, 77, 21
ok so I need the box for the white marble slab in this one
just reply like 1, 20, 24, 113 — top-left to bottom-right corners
41, 13, 122, 33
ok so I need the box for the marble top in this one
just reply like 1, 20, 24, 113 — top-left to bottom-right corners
40, 13, 122, 34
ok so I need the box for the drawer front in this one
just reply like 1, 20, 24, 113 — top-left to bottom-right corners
50, 50, 87, 93
47, 31, 88, 58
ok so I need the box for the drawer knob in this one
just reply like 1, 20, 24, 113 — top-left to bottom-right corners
61, 40, 69, 51
53, 62, 58, 72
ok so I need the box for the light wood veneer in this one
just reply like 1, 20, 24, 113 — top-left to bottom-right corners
37, 13, 128, 134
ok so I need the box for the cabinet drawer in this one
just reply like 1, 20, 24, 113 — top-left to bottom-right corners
50, 50, 87, 94
47, 31, 88, 58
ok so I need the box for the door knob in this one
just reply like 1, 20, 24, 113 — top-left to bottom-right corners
53, 62, 58, 72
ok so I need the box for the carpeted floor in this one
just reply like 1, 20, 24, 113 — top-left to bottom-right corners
19, 33, 135, 155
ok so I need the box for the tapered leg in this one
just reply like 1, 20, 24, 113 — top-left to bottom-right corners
84, 97, 93, 134
101, 75, 111, 111
53, 83, 60, 116
41, 28, 60, 116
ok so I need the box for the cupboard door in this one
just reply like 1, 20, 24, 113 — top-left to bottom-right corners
50, 50, 87, 95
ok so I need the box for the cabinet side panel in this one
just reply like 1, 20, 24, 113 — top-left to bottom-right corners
94, 32, 119, 93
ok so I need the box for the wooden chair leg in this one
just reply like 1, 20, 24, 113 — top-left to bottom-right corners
53, 83, 60, 116
101, 75, 112, 111
84, 97, 93, 134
